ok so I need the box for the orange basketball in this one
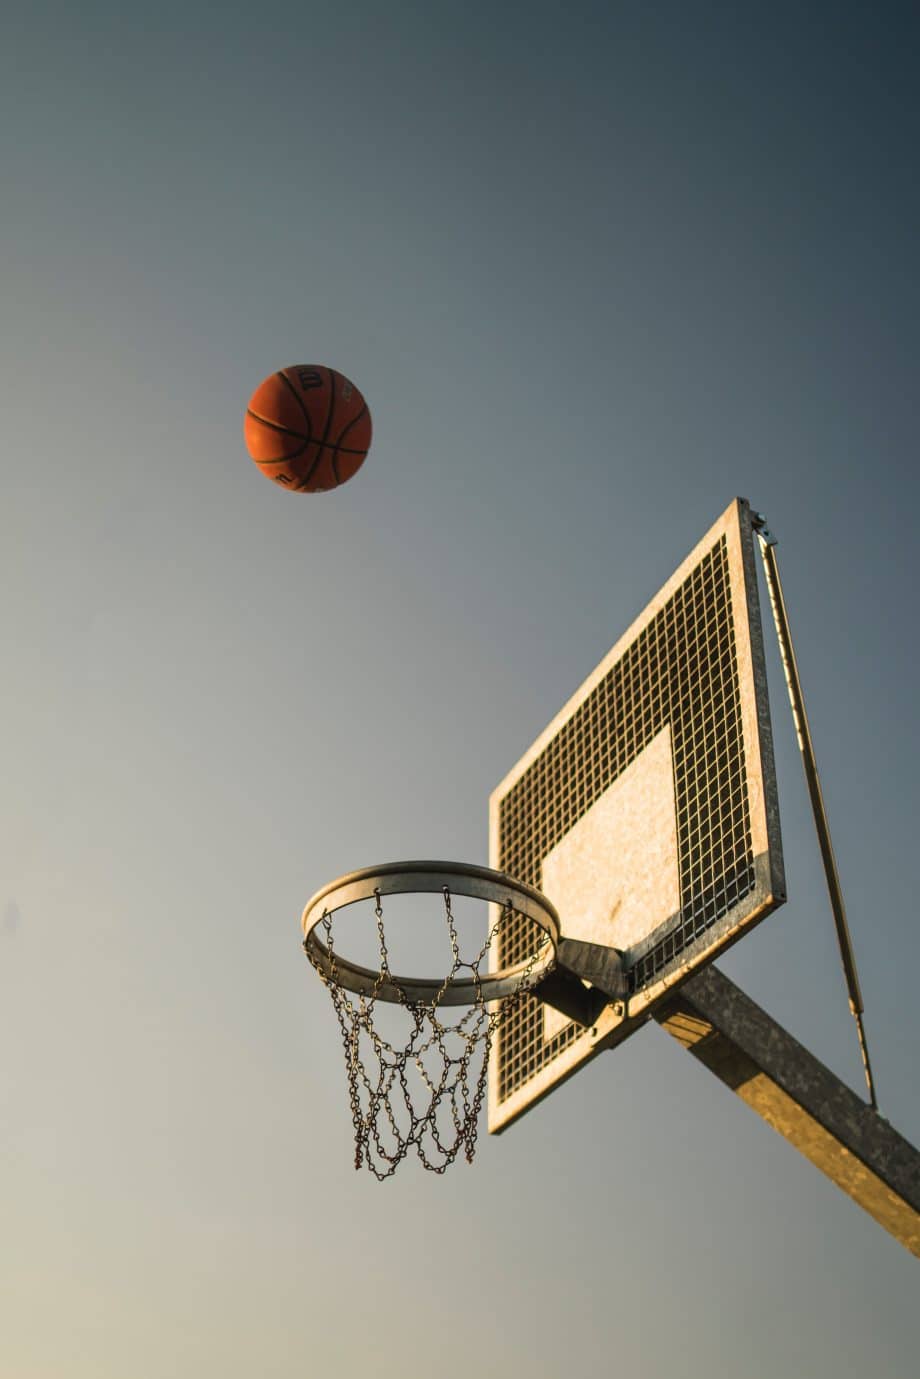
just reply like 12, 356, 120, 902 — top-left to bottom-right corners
244, 365, 372, 493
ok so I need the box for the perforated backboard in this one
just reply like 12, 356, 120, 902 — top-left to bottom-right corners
488, 498, 785, 1132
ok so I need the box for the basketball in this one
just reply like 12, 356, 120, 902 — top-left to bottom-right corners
244, 365, 372, 493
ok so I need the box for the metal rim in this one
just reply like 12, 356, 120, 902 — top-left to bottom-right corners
301, 860, 559, 1005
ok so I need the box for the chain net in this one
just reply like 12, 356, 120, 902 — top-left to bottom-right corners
305, 887, 544, 1179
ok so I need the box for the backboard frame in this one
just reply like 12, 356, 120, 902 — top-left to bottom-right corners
488, 497, 785, 1133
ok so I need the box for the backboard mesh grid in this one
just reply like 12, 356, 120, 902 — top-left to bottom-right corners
495, 534, 755, 1106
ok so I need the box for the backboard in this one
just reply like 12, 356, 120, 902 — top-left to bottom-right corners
488, 498, 785, 1132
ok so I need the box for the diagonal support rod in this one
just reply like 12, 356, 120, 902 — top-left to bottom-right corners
752, 514, 878, 1111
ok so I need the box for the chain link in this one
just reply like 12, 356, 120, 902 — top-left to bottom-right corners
304, 891, 548, 1178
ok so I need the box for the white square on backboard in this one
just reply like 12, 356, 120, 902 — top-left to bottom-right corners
541, 725, 679, 1040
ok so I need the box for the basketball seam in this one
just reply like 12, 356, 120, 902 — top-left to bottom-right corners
246, 409, 308, 442
294, 366, 337, 492
251, 433, 312, 463
330, 403, 369, 485
277, 371, 314, 442
247, 409, 367, 459
253, 436, 368, 465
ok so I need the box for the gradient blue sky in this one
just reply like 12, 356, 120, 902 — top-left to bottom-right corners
3, 2, 919, 1375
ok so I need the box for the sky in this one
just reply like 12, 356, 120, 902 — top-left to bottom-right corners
2, 1, 919, 1374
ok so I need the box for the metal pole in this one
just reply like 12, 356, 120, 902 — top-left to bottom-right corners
657, 969, 914, 1250
752, 515, 878, 1112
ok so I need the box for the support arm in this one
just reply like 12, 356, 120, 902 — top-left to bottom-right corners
656, 965, 919, 1256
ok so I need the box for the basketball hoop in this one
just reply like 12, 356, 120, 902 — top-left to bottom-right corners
302, 861, 559, 1178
